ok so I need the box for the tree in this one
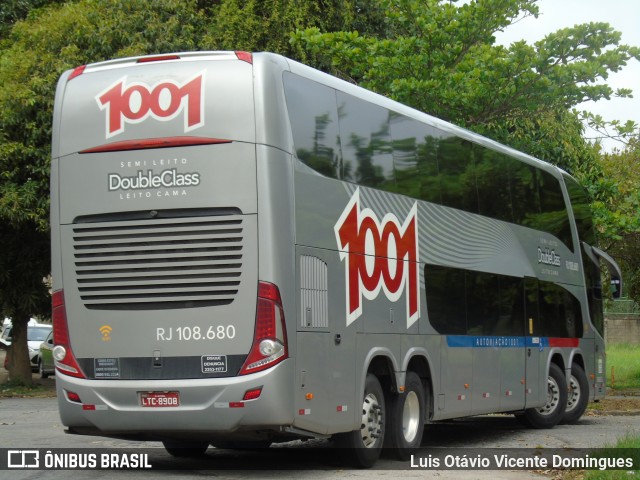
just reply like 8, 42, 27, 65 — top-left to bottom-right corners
0, 0, 210, 383
207, 0, 389, 62
292, 0, 639, 168
0, 0, 64, 39
596, 136, 640, 301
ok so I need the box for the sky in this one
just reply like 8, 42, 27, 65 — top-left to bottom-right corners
494, 0, 640, 151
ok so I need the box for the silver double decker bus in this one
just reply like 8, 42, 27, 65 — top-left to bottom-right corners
50, 51, 621, 467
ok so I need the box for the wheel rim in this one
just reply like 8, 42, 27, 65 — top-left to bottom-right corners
360, 392, 383, 448
402, 391, 420, 443
537, 375, 561, 416
566, 374, 581, 413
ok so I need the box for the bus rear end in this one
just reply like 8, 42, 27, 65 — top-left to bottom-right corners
50, 52, 292, 445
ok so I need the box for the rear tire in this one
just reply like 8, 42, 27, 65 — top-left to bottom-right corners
334, 373, 385, 468
162, 440, 209, 457
384, 372, 425, 460
562, 363, 589, 424
39, 359, 49, 379
522, 363, 567, 429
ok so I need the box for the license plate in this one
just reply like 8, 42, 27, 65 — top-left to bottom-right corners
140, 391, 180, 408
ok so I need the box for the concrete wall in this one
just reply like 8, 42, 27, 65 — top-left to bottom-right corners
605, 316, 640, 344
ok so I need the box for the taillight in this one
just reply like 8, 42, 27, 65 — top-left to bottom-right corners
235, 51, 253, 64
239, 282, 288, 375
52, 290, 85, 378
67, 65, 86, 82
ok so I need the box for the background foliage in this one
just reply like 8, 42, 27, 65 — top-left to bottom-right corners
0, 0, 638, 382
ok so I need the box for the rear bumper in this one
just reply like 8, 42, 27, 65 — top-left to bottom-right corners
57, 359, 294, 437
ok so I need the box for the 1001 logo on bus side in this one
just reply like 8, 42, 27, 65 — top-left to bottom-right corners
334, 188, 420, 328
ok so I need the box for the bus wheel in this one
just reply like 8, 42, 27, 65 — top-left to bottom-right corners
562, 363, 589, 424
162, 440, 209, 457
384, 371, 425, 460
522, 363, 567, 429
335, 373, 385, 468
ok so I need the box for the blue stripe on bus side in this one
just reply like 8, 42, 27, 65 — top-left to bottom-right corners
445, 336, 562, 348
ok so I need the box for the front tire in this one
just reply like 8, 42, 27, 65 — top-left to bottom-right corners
562, 363, 589, 424
334, 373, 385, 468
522, 363, 567, 429
384, 372, 425, 460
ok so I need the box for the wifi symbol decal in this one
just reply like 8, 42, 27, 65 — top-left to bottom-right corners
99, 325, 113, 342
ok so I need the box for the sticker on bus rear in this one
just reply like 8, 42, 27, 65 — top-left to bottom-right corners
96, 72, 205, 138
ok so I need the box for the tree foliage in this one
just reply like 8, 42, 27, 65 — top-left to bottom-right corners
292, 0, 639, 173
0, 0, 210, 382
207, 0, 388, 62
596, 136, 640, 301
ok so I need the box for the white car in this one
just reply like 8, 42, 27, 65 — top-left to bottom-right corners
1, 324, 52, 371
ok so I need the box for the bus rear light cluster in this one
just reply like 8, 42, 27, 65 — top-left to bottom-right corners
239, 282, 288, 375
52, 290, 86, 379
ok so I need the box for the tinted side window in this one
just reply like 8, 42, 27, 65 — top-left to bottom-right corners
424, 265, 466, 334
437, 136, 478, 213
425, 265, 525, 336
497, 276, 525, 336
511, 162, 541, 225
467, 271, 500, 335
537, 170, 573, 250
390, 114, 441, 203
476, 148, 514, 222
337, 92, 395, 190
536, 281, 583, 338
564, 174, 596, 246
283, 73, 342, 179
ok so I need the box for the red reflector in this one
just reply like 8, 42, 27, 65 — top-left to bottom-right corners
548, 338, 580, 348
235, 51, 253, 64
82, 405, 96, 411
66, 390, 82, 403
137, 55, 180, 63
79, 136, 232, 154
68, 65, 86, 81
229, 402, 245, 408
243, 387, 263, 401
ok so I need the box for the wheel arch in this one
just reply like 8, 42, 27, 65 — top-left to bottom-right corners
364, 350, 398, 400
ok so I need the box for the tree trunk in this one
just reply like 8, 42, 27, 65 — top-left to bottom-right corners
6, 312, 32, 385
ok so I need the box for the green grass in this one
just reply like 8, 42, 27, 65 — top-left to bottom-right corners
607, 343, 640, 390
580, 434, 640, 480
0, 379, 55, 398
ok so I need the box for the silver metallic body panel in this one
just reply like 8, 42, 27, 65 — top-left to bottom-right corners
51, 51, 607, 442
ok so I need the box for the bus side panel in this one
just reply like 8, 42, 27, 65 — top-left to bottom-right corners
294, 245, 358, 435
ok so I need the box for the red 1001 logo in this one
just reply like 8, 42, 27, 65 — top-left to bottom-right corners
96, 73, 204, 138
334, 188, 420, 328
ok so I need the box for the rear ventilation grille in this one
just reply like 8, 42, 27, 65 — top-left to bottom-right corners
73, 215, 244, 310
300, 255, 328, 328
